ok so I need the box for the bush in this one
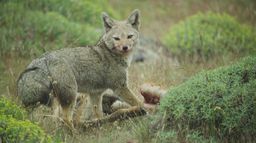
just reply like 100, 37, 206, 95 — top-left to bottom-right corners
22, 0, 117, 25
163, 12, 256, 61
0, 97, 27, 120
158, 56, 256, 142
0, 115, 53, 143
0, 0, 115, 58
0, 97, 53, 143
156, 130, 217, 143
157, 130, 178, 143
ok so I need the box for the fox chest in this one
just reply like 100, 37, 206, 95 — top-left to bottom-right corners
104, 67, 127, 88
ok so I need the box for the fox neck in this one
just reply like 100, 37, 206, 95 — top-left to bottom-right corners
96, 38, 133, 67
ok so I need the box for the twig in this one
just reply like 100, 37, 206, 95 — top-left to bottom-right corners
79, 106, 147, 129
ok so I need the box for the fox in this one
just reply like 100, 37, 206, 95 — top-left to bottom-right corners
17, 9, 143, 127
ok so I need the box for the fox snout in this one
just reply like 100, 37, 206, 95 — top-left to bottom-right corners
113, 43, 131, 53
112, 35, 135, 53
113, 37, 135, 53
122, 46, 128, 51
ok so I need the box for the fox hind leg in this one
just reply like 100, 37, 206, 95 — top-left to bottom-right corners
47, 59, 78, 128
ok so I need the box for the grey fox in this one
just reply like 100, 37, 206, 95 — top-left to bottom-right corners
17, 9, 143, 127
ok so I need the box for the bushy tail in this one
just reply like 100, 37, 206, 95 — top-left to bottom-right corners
17, 67, 52, 107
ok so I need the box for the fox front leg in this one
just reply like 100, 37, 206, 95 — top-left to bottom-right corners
115, 87, 143, 107
86, 91, 104, 120
91, 95, 104, 119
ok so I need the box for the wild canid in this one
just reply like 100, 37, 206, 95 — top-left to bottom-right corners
17, 9, 143, 127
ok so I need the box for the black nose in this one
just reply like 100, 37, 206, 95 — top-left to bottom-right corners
122, 46, 128, 51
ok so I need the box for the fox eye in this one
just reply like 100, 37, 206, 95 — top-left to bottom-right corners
127, 34, 133, 39
113, 37, 120, 41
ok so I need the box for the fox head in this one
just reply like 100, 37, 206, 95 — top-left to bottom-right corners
102, 9, 140, 56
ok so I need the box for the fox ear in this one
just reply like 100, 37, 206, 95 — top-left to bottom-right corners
127, 9, 140, 30
102, 12, 115, 33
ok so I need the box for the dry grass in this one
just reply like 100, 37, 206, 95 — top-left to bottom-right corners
0, 54, 237, 143
27, 104, 151, 143
0, 0, 255, 142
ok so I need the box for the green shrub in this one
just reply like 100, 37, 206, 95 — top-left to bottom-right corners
24, 10, 99, 54
163, 12, 256, 61
159, 56, 256, 142
22, 0, 117, 25
0, 97, 54, 143
0, 115, 53, 143
0, 97, 27, 120
156, 130, 217, 143
157, 130, 178, 143
0, 0, 115, 58
185, 131, 217, 143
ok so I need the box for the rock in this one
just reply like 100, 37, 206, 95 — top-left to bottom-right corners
132, 36, 172, 63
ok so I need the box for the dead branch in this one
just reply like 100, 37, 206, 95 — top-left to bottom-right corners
78, 106, 147, 129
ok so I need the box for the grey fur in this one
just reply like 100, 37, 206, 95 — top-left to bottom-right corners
17, 9, 143, 125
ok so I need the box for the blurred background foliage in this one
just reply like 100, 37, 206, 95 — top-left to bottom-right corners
0, 0, 255, 59
163, 12, 256, 61
0, 0, 117, 58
